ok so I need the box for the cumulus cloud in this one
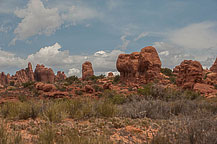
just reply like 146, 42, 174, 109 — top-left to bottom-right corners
11, 0, 62, 45
11, 0, 101, 44
68, 68, 80, 76
0, 49, 25, 69
0, 43, 123, 77
168, 21, 217, 49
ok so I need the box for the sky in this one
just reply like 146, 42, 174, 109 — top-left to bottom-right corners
0, 0, 217, 76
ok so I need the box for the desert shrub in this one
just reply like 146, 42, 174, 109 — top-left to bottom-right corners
9, 81, 15, 86
102, 90, 126, 104
161, 68, 174, 77
113, 75, 120, 83
75, 90, 83, 95
169, 76, 176, 84
0, 123, 8, 144
0, 122, 22, 144
96, 100, 117, 117
38, 124, 56, 144
42, 101, 68, 123
214, 84, 217, 89
65, 76, 80, 85
0, 101, 40, 120
203, 72, 211, 80
22, 81, 35, 88
153, 118, 217, 144
137, 83, 201, 101
1, 102, 20, 119
93, 85, 103, 92
18, 95, 28, 102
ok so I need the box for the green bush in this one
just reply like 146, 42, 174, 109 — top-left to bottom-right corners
161, 68, 174, 77
113, 75, 120, 83
102, 90, 126, 104
65, 76, 80, 85
75, 90, 83, 95
22, 81, 35, 88
214, 84, 217, 89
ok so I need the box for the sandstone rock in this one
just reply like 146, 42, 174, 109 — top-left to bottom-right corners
103, 82, 112, 90
205, 72, 217, 85
116, 46, 162, 83
43, 91, 68, 98
107, 72, 114, 77
55, 71, 66, 81
138, 46, 162, 82
15, 62, 35, 84
210, 58, 217, 73
85, 85, 94, 93
34, 64, 55, 83
0, 72, 10, 85
82, 61, 94, 80
193, 83, 217, 98
35, 82, 57, 92
176, 60, 203, 89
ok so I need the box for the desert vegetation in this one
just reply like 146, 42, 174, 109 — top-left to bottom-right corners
0, 80, 217, 143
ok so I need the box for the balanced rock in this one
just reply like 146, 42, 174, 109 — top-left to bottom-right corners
175, 60, 203, 89
210, 58, 217, 73
82, 61, 94, 80
34, 64, 55, 83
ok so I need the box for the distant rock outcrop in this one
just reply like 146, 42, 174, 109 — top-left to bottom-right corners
0, 72, 10, 85
116, 46, 162, 83
175, 60, 203, 89
14, 62, 35, 84
82, 61, 94, 80
210, 58, 217, 73
34, 64, 55, 83
55, 71, 66, 81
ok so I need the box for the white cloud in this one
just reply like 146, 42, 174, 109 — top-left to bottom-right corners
11, 0, 62, 45
0, 49, 25, 68
11, 0, 101, 44
134, 32, 149, 41
159, 51, 169, 56
168, 21, 217, 49
94, 51, 107, 57
120, 34, 130, 50
0, 43, 123, 77
61, 5, 101, 25
68, 68, 80, 76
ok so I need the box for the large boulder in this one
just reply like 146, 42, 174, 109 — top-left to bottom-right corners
138, 46, 162, 82
116, 46, 162, 83
176, 60, 203, 89
210, 58, 217, 73
34, 64, 55, 83
82, 61, 94, 80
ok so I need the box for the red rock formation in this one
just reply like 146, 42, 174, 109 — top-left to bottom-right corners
15, 62, 35, 84
55, 71, 66, 81
34, 64, 55, 83
107, 72, 114, 77
193, 83, 217, 98
85, 85, 94, 93
0, 72, 10, 85
82, 61, 94, 80
175, 60, 203, 89
138, 46, 162, 82
116, 46, 162, 83
210, 58, 217, 73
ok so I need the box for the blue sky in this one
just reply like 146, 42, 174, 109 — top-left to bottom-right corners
0, 0, 217, 76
